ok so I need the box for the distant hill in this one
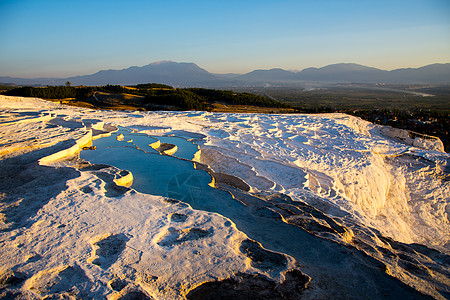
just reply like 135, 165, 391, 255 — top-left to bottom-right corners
66, 61, 219, 86
1, 62, 449, 86
237, 68, 297, 82
387, 63, 450, 84
295, 63, 387, 82
239, 63, 450, 84
0, 62, 220, 87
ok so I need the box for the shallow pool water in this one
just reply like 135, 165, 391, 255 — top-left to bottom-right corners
78, 127, 431, 297
81, 128, 231, 209
157, 136, 200, 160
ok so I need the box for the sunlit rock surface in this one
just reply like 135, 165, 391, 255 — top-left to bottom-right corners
0, 95, 448, 299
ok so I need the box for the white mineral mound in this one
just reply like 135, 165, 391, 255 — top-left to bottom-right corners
193, 112, 449, 249
0, 95, 448, 299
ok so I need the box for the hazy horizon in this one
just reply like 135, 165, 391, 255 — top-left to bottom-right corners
2, 60, 450, 80
1, 0, 449, 78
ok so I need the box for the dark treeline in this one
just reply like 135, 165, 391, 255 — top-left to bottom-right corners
185, 88, 290, 108
141, 89, 208, 111
2, 84, 289, 111
134, 83, 173, 90
0, 85, 18, 93
5, 86, 77, 99
3, 86, 96, 100
139, 87, 290, 111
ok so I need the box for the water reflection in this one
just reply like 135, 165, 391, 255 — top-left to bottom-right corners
80, 127, 426, 298
81, 127, 217, 203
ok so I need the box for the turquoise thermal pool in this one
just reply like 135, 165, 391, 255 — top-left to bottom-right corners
79, 126, 435, 299
80, 128, 232, 209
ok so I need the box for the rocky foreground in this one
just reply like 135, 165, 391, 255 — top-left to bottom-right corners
0, 95, 448, 299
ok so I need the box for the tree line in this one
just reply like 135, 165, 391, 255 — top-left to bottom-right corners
2, 84, 290, 111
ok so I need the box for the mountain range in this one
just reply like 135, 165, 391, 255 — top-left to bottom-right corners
1, 61, 449, 87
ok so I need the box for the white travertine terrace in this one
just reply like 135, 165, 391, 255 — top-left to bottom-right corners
0, 95, 448, 299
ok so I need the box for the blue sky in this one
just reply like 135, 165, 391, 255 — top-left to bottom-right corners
0, 0, 449, 77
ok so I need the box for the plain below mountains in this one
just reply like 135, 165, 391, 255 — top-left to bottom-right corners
1, 61, 450, 87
